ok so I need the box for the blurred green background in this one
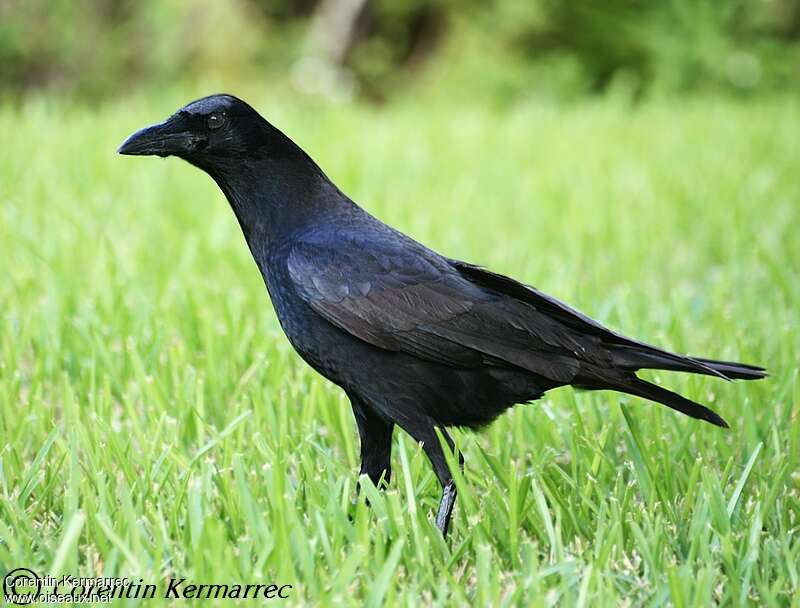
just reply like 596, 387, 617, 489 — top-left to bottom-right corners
2, 0, 799, 104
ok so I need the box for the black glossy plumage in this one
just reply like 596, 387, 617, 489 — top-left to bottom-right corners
119, 94, 767, 535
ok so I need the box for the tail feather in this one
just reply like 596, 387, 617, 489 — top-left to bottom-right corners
692, 357, 767, 380
612, 346, 767, 381
609, 376, 730, 428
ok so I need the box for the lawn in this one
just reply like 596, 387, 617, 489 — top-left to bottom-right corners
1, 94, 798, 606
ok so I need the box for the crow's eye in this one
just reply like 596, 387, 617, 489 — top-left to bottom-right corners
207, 113, 225, 130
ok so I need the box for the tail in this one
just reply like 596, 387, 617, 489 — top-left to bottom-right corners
601, 347, 766, 426
604, 376, 731, 428
611, 345, 767, 381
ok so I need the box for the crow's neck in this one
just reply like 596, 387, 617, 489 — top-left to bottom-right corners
204, 154, 354, 263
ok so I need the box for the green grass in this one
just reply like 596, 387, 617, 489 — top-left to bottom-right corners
1, 94, 798, 606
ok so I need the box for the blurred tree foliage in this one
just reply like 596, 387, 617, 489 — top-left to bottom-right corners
511, 0, 800, 95
1, 0, 798, 101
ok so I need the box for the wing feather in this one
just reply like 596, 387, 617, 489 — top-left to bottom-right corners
287, 237, 586, 382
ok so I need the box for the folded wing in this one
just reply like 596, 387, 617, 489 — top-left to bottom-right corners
288, 234, 609, 383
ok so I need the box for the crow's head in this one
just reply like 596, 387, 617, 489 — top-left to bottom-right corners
118, 94, 270, 164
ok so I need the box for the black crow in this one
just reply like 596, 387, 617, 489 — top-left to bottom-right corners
119, 95, 766, 536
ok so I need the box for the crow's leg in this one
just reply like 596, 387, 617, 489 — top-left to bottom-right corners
349, 394, 394, 489
406, 423, 463, 537
436, 479, 458, 536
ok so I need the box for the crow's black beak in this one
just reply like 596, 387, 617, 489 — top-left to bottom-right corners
118, 116, 203, 157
